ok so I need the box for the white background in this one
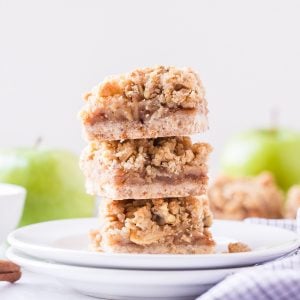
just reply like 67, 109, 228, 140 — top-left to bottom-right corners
1, 0, 300, 174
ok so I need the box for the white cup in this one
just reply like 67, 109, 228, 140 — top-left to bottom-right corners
0, 183, 26, 245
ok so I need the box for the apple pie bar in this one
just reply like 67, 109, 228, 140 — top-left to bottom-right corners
80, 136, 212, 199
90, 196, 215, 254
285, 185, 300, 218
208, 172, 283, 220
80, 66, 208, 141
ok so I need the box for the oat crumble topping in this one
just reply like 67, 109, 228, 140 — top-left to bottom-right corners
101, 197, 213, 247
83, 137, 211, 176
80, 66, 207, 123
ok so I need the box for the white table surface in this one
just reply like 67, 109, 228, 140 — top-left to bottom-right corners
0, 244, 98, 300
0, 271, 94, 300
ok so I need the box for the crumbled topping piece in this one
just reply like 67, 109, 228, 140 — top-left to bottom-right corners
228, 242, 251, 253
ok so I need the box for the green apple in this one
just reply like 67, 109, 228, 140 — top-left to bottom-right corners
0, 147, 95, 226
221, 129, 300, 191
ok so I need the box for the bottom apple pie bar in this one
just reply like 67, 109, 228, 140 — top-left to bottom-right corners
90, 196, 215, 254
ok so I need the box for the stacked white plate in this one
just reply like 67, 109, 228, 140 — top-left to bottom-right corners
6, 218, 300, 300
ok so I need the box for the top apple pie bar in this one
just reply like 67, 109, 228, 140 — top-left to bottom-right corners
80, 66, 208, 141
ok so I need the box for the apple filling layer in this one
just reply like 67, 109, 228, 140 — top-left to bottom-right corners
80, 66, 208, 140
80, 137, 212, 199
90, 196, 215, 254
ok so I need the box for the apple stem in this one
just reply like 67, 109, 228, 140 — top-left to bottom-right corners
34, 137, 42, 149
270, 107, 279, 131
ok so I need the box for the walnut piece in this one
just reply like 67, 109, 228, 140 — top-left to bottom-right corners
0, 260, 22, 283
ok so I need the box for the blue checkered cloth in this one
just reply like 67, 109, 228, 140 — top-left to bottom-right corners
198, 210, 300, 300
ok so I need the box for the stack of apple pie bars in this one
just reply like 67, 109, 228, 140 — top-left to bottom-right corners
79, 66, 215, 254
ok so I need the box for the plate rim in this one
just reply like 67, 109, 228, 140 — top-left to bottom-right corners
8, 218, 300, 258
7, 217, 300, 271
6, 246, 254, 298
6, 246, 251, 275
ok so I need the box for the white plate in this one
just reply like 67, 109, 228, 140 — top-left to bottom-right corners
8, 218, 300, 270
6, 247, 251, 300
